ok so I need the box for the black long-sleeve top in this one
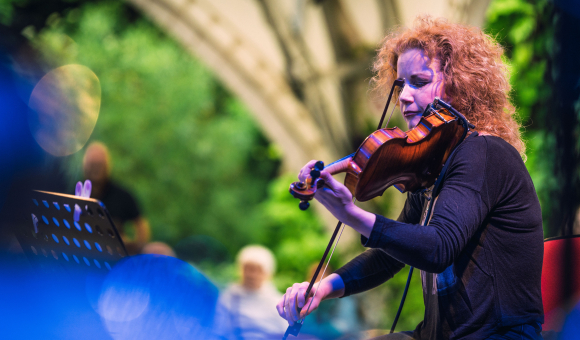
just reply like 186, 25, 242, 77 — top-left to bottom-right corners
335, 134, 544, 339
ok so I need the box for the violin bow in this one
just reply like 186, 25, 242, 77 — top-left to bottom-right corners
283, 79, 405, 339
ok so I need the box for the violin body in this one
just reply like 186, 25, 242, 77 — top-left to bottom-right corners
290, 106, 466, 203
342, 107, 464, 200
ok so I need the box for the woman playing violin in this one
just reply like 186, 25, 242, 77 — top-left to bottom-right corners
277, 16, 543, 340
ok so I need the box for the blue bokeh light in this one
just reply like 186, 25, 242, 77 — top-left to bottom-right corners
97, 255, 219, 340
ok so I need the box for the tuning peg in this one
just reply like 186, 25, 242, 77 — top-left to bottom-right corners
295, 181, 306, 190
299, 200, 310, 211
310, 169, 320, 182
314, 161, 324, 171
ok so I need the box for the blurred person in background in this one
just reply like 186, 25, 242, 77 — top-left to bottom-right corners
83, 141, 150, 254
142, 241, 176, 257
215, 245, 288, 340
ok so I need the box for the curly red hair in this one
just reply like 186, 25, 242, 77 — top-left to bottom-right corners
372, 16, 525, 157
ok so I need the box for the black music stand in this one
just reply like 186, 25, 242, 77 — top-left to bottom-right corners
0, 190, 132, 339
13, 190, 128, 274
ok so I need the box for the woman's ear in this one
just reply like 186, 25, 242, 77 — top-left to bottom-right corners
440, 79, 451, 104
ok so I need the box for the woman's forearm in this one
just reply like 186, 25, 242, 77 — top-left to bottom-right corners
320, 273, 346, 300
313, 171, 376, 239
342, 203, 376, 239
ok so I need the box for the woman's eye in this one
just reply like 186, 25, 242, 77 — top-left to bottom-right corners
413, 81, 429, 88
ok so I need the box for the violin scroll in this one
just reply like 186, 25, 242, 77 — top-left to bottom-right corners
289, 161, 325, 210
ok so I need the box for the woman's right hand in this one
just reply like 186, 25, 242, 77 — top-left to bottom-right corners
275, 273, 345, 324
276, 281, 313, 324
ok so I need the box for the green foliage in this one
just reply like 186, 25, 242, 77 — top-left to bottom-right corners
28, 1, 280, 254
24, 1, 338, 304
253, 173, 333, 290
0, 0, 27, 25
486, 0, 552, 124
485, 0, 553, 234
523, 130, 557, 236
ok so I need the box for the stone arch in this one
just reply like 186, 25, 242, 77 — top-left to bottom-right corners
127, 0, 490, 172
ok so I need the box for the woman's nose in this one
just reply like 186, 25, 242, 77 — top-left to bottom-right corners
399, 84, 413, 106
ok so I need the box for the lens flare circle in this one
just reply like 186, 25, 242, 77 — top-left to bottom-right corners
27, 64, 101, 157
96, 255, 219, 340
98, 285, 151, 323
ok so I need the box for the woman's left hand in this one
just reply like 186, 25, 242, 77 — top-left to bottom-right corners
313, 171, 354, 220
313, 171, 376, 238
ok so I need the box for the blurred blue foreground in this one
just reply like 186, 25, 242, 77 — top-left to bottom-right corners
0, 252, 218, 340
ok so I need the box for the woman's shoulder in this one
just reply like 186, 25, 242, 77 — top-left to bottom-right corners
444, 133, 527, 190
452, 133, 531, 193
457, 133, 523, 163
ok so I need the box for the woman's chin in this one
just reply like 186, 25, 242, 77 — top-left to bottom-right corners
405, 117, 422, 129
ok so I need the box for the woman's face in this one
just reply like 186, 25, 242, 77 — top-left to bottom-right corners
397, 48, 446, 129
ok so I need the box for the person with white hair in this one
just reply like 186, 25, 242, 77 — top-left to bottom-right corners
215, 245, 288, 340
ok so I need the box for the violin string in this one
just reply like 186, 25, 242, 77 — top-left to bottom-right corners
383, 84, 403, 129
303, 198, 356, 318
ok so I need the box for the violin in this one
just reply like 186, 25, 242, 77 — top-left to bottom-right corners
290, 97, 471, 208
